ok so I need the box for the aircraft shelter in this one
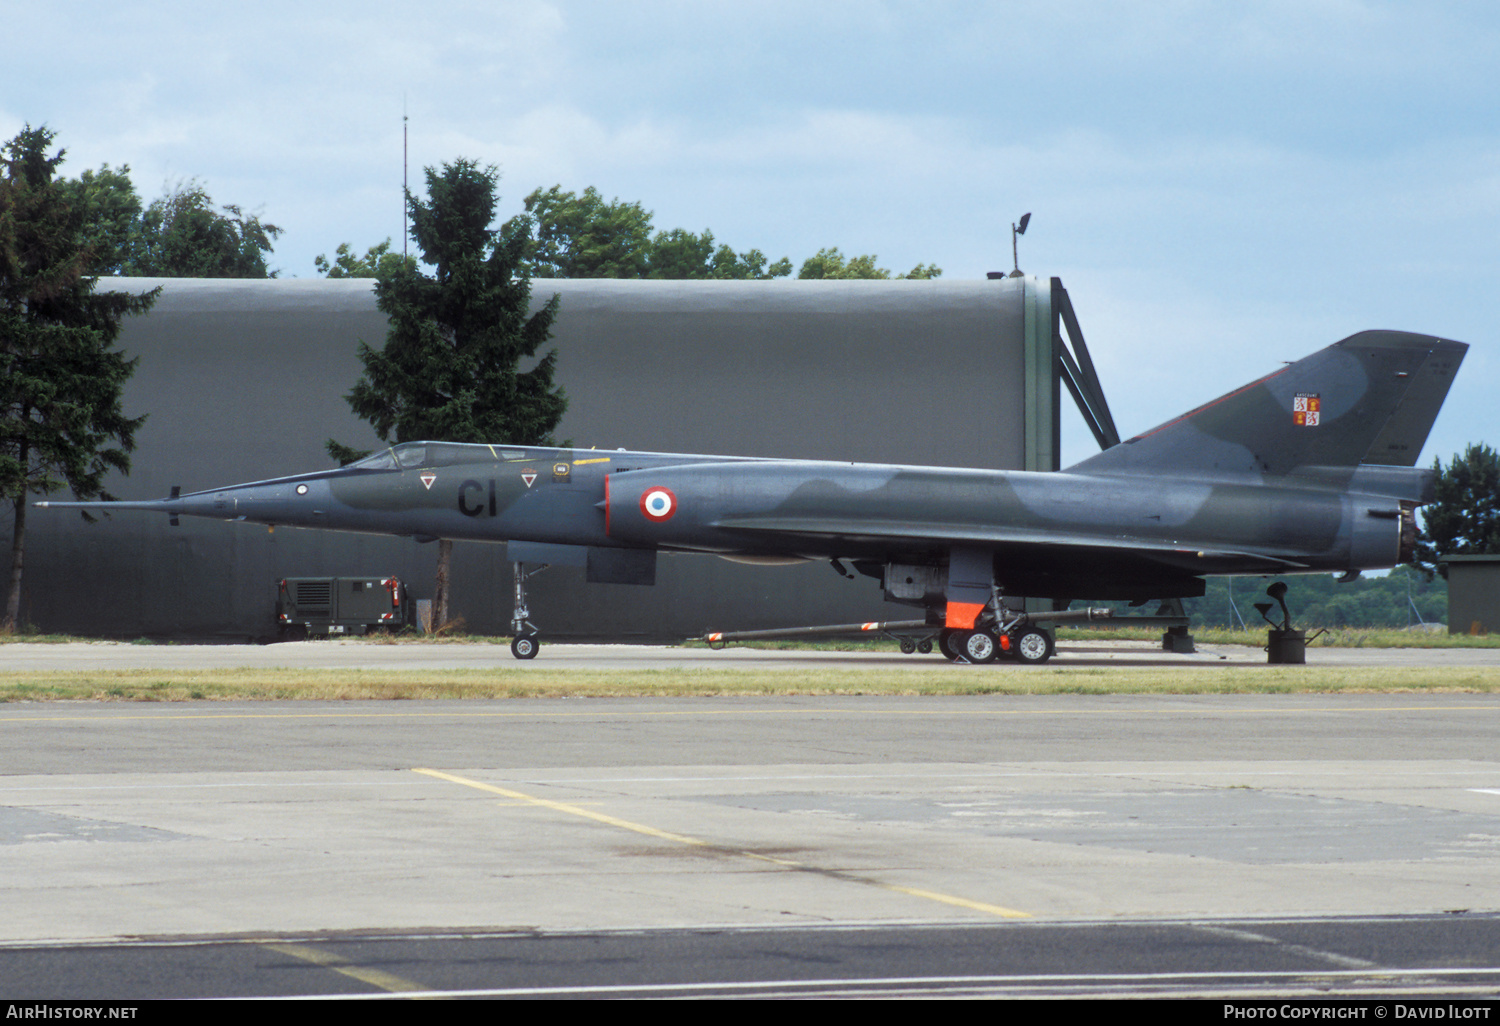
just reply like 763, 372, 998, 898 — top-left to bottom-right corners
15, 275, 1111, 640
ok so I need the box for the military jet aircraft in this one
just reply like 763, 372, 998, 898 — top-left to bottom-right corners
38, 329, 1467, 663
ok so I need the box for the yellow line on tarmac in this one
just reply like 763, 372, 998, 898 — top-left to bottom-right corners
262, 942, 438, 996
412, 768, 1031, 920
879, 884, 1032, 919
412, 767, 707, 846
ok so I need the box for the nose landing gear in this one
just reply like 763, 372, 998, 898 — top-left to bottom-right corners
509, 561, 547, 659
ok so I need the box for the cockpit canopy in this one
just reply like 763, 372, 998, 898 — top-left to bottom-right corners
346, 441, 532, 471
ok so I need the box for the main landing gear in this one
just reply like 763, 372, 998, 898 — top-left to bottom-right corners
700, 608, 1110, 665
936, 609, 1055, 665
509, 561, 546, 659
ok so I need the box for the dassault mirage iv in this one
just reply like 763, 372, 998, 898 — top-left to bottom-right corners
39, 330, 1466, 663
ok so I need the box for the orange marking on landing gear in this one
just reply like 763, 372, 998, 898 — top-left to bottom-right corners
945, 601, 985, 630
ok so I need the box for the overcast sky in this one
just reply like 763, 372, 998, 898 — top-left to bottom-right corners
4, 0, 1495, 466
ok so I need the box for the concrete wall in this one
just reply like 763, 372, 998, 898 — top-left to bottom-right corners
15, 275, 1053, 640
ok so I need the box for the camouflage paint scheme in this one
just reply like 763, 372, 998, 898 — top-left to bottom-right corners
39, 330, 1468, 643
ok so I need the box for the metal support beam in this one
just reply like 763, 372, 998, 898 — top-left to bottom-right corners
1051, 277, 1121, 451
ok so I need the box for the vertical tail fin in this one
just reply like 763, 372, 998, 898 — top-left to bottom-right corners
1068, 330, 1467, 480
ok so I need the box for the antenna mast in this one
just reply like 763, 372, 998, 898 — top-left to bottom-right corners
1008, 212, 1031, 278
402, 97, 408, 261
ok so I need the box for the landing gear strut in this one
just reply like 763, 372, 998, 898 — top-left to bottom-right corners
510, 561, 547, 659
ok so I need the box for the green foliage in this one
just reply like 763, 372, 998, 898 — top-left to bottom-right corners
902, 262, 944, 280
518, 185, 794, 280
709, 246, 794, 281
797, 246, 942, 280
336, 158, 566, 449
1183, 568, 1447, 629
51, 166, 281, 280
520, 185, 654, 278
645, 227, 793, 280
1412, 443, 1500, 577
125, 180, 282, 278
1076, 569, 1447, 630
518, 183, 940, 283
0, 125, 159, 628
314, 238, 416, 279
56, 164, 141, 276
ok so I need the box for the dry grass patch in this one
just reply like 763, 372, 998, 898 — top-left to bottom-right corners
1, 664, 1498, 702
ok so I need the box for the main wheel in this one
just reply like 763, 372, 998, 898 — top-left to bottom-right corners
510, 633, 539, 660
938, 628, 964, 662
1010, 628, 1052, 665
960, 629, 998, 663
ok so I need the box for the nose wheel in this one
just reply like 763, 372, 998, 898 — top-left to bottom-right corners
509, 561, 548, 660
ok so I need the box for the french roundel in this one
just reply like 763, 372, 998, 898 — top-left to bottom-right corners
640, 487, 677, 522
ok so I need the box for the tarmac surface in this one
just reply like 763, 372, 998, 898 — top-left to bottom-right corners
2, 641, 1498, 998
5, 635, 1500, 670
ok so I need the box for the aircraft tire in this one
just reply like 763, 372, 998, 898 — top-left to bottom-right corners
1011, 628, 1051, 665
899, 638, 917, 655
917, 639, 933, 654
938, 629, 964, 662
960, 629, 998, 664
511, 634, 540, 660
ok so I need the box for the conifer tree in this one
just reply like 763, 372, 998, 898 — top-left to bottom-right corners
332, 159, 564, 628
0, 126, 158, 630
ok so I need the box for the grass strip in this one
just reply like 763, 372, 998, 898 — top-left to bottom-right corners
1, 664, 1498, 702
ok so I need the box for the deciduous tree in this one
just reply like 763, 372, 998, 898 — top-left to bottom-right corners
519, 185, 795, 280
797, 246, 942, 280
645, 227, 792, 280
125, 180, 282, 277
519, 185, 653, 278
57, 164, 141, 276
314, 238, 414, 279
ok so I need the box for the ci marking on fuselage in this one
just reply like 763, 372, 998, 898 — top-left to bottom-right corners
521, 471, 537, 488
419, 473, 437, 490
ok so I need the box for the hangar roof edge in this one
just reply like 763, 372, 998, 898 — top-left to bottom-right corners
99, 274, 1040, 316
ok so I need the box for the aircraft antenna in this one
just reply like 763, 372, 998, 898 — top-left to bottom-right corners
1008, 212, 1031, 278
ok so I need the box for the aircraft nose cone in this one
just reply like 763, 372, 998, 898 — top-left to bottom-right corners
170, 476, 331, 523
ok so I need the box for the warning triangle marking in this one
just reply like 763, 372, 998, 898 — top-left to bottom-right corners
420, 473, 437, 490
521, 472, 537, 488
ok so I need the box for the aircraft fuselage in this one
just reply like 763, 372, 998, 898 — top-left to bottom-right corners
131, 443, 1412, 601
